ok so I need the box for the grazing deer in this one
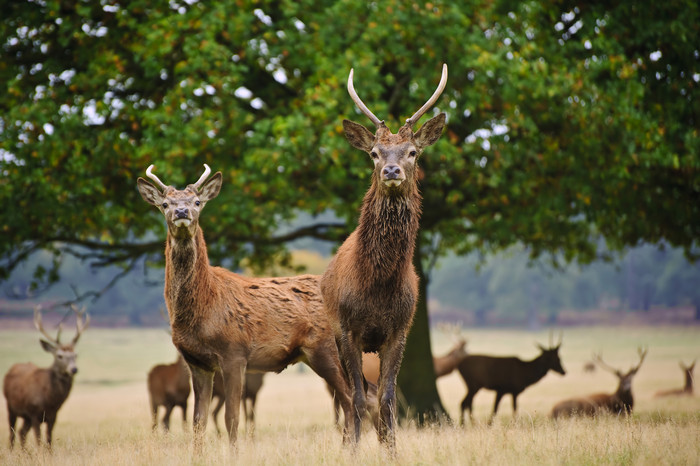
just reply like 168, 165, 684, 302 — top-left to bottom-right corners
329, 338, 467, 427
211, 371, 265, 435
320, 64, 448, 452
654, 360, 695, 398
456, 336, 565, 425
137, 164, 352, 450
551, 347, 648, 418
3, 306, 89, 449
148, 354, 191, 432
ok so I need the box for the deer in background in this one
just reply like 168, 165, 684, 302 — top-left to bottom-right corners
148, 354, 191, 432
3, 306, 89, 449
137, 164, 352, 450
551, 347, 648, 418
329, 338, 467, 428
320, 64, 447, 453
654, 359, 695, 398
457, 335, 565, 425
211, 371, 265, 435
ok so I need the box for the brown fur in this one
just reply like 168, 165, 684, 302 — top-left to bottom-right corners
551, 348, 647, 418
321, 67, 447, 452
654, 360, 695, 398
211, 371, 265, 435
137, 166, 352, 449
457, 342, 565, 425
147, 354, 191, 432
3, 307, 88, 448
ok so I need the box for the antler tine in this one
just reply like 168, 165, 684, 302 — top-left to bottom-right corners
593, 351, 619, 375
33, 305, 60, 346
192, 164, 212, 190
632, 346, 648, 372
347, 68, 383, 127
405, 63, 448, 127
70, 304, 90, 345
146, 165, 169, 191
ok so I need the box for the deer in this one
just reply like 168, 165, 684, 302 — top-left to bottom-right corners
3, 305, 89, 449
551, 347, 648, 418
328, 338, 467, 427
147, 354, 191, 432
320, 63, 448, 453
654, 360, 695, 398
137, 164, 352, 450
211, 370, 265, 435
456, 335, 565, 425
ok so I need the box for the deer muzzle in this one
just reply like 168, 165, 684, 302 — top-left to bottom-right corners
173, 208, 191, 227
382, 165, 404, 187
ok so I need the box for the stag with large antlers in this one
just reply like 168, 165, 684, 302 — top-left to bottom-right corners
551, 347, 647, 418
137, 165, 352, 450
320, 64, 447, 452
3, 306, 89, 449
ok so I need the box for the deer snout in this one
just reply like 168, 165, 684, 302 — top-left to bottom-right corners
71, 367, 78, 375
175, 207, 189, 219
382, 165, 404, 187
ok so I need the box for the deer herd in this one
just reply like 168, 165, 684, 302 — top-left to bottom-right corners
3, 64, 697, 456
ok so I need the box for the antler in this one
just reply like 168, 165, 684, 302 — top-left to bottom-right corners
146, 165, 169, 191
593, 352, 620, 376
347, 68, 383, 127
631, 346, 648, 374
191, 164, 211, 190
34, 306, 61, 346
69, 304, 90, 345
405, 63, 448, 127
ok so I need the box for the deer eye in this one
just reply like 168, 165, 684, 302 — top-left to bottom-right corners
408, 150, 417, 158
195, 200, 201, 206
370, 151, 379, 160
161, 202, 168, 209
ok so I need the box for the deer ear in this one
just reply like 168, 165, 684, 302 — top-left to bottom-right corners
414, 113, 446, 150
343, 119, 375, 152
40, 339, 56, 354
137, 178, 164, 206
198, 172, 222, 202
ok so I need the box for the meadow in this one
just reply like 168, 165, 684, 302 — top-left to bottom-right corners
0, 325, 698, 465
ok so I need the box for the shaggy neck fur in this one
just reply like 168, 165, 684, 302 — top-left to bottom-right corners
47, 368, 73, 408
164, 226, 214, 330
355, 179, 421, 284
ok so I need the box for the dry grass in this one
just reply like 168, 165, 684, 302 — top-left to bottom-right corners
0, 326, 698, 465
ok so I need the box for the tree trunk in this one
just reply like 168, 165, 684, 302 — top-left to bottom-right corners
396, 243, 448, 425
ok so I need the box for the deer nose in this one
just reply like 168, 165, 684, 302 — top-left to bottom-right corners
174, 207, 189, 219
71, 367, 78, 375
382, 165, 401, 180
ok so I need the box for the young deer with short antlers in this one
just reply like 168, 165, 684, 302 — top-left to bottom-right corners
3, 305, 89, 449
321, 64, 447, 453
137, 165, 352, 450
655, 360, 695, 398
551, 347, 648, 418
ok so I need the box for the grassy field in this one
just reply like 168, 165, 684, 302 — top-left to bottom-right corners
0, 326, 698, 465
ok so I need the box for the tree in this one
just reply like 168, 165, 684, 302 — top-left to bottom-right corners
2, 0, 699, 423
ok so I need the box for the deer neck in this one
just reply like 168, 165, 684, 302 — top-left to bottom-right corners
355, 181, 421, 280
48, 367, 74, 406
164, 225, 213, 328
523, 354, 551, 385
433, 353, 458, 377
684, 372, 693, 392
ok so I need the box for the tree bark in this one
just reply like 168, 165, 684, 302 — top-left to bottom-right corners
396, 242, 448, 425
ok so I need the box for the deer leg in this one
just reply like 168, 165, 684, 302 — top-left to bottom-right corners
512, 393, 519, 417
45, 415, 56, 448
18, 418, 31, 448
150, 399, 159, 431
460, 388, 478, 426
489, 392, 505, 426
220, 358, 246, 450
211, 396, 224, 436
31, 419, 41, 446
377, 336, 407, 455
189, 364, 214, 452
162, 404, 174, 432
8, 410, 17, 449
336, 331, 364, 444
181, 401, 188, 431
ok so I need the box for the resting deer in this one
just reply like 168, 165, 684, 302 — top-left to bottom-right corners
457, 336, 565, 425
211, 371, 265, 435
321, 64, 447, 452
329, 338, 467, 427
148, 354, 191, 432
137, 164, 352, 450
551, 347, 648, 418
3, 305, 89, 449
654, 360, 695, 398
